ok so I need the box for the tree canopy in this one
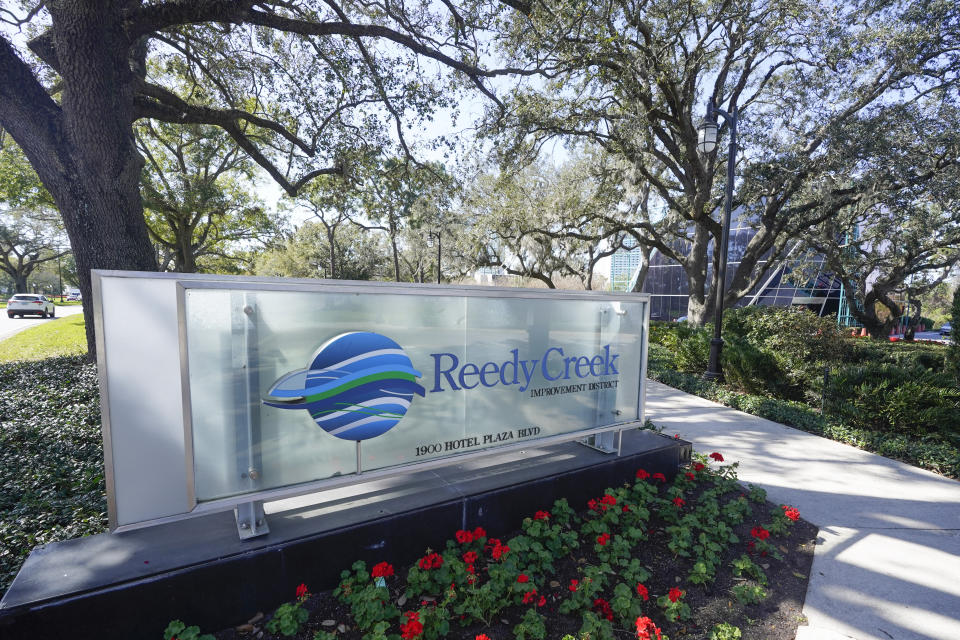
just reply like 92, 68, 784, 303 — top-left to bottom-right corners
0, 0, 527, 356
487, 0, 960, 323
137, 120, 277, 272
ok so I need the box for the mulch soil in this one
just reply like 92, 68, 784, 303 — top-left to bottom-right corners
214, 481, 818, 640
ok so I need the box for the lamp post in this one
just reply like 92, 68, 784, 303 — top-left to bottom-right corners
697, 99, 738, 381
434, 230, 441, 284
56, 249, 63, 302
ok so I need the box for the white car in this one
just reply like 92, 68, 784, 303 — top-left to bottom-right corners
6, 294, 56, 318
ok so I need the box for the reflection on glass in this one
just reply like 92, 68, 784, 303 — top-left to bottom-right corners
184, 289, 646, 502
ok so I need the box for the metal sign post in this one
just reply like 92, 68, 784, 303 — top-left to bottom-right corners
231, 293, 268, 539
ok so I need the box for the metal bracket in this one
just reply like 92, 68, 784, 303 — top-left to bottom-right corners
579, 431, 619, 454
234, 500, 269, 539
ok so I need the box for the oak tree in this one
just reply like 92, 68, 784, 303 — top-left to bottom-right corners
490, 0, 960, 323
0, 0, 527, 356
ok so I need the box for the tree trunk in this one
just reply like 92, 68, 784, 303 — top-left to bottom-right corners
326, 228, 337, 279
14, 273, 27, 293
0, 3, 158, 358
628, 249, 650, 293
389, 218, 401, 282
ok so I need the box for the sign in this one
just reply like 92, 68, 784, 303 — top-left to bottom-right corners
93, 271, 649, 531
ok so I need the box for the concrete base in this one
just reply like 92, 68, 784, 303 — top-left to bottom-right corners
0, 430, 689, 640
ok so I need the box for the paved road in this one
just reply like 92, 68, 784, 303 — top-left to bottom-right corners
0, 305, 85, 342
900, 330, 950, 342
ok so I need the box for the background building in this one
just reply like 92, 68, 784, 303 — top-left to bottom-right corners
609, 213, 850, 323
608, 237, 645, 292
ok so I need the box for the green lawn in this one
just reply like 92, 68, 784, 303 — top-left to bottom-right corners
0, 315, 88, 362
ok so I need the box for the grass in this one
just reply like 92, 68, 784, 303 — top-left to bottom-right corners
0, 314, 88, 362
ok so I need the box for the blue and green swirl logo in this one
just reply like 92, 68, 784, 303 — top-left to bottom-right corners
264, 332, 425, 441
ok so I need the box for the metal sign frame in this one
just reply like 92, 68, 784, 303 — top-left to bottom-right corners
94, 270, 650, 535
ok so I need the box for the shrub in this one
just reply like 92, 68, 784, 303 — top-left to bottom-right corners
824, 364, 960, 438
720, 336, 785, 397
721, 306, 846, 394
673, 323, 711, 374
847, 340, 947, 371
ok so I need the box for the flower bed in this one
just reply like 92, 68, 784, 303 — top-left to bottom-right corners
178, 453, 816, 640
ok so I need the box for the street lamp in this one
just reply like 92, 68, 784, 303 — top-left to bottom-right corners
697, 99, 738, 381
56, 249, 63, 302
434, 230, 441, 284
425, 229, 442, 284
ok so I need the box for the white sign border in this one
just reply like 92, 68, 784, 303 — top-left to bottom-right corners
94, 270, 650, 532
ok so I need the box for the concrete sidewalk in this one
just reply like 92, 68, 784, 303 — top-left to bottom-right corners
645, 380, 960, 640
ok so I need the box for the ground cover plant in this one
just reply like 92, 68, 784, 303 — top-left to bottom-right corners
648, 308, 960, 478
192, 454, 815, 640
0, 352, 815, 638
0, 355, 105, 593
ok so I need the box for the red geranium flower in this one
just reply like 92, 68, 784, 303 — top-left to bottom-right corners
622, 504, 630, 512
685, 472, 695, 481
636, 583, 649, 600
462, 551, 478, 564
636, 468, 650, 480
533, 510, 550, 520
400, 611, 423, 639
693, 462, 706, 472
667, 587, 684, 603
295, 583, 308, 600
538, 595, 546, 607
587, 498, 599, 511
517, 574, 529, 583
418, 552, 443, 570
709, 452, 724, 462
476, 635, 492, 640
782, 505, 800, 521
652, 472, 666, 482
596, 533, 610, 546
750, 526, 770, 540
491, 541, 510, 561
455, 529, 473, 544
672, 497, 686, 508
600, 494, 617, 506
592, 598, 614, 621
473, 526, 486, 539
636, 616, 663, 640
568, 579, 579, 592
371, 562, 394, 579
521, 588, 538, 604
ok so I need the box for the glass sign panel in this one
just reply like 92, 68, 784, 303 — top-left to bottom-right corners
184, 287, 646, 503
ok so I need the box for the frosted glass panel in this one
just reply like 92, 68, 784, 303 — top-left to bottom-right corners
184, 287, 646, 503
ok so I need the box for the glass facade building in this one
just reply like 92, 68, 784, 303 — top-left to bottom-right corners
609, 214, 847, 322
608, 237, 645, 291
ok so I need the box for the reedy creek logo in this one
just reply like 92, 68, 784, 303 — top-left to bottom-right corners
263, 331, 425, 441
265, 332, 621, 440
428, 345, 620, 393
